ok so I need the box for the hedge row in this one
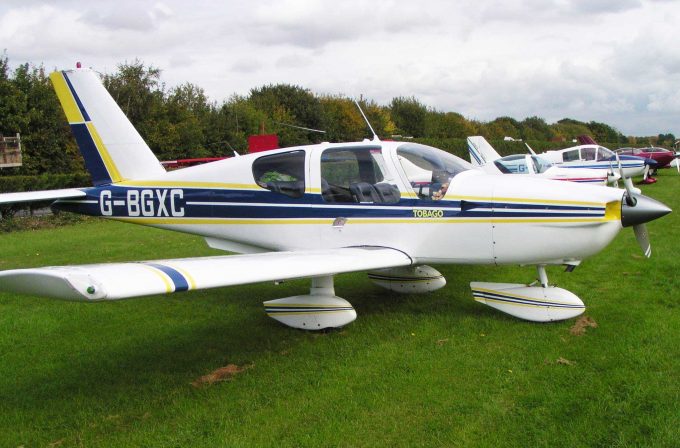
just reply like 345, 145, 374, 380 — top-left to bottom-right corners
0, 172, 91, 219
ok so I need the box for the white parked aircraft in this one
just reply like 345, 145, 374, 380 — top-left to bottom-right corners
467, 136, 614, 185
0, 69, 672, 328
538, 143, 650, 179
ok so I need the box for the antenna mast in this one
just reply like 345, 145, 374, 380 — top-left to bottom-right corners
354, 100, 379, 142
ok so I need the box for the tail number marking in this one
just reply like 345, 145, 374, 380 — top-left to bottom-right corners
100, 189, 185, 217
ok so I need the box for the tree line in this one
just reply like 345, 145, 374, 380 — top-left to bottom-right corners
0, 55, 675, 176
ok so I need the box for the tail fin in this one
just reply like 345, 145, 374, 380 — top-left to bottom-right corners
467, 136, 502, 166
50, 69, 165, 186
577, 135, 597, 145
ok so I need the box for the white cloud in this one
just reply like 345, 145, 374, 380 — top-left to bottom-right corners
1, 0, 679, 135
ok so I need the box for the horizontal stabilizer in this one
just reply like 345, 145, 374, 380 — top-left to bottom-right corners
0, 247, 412, 301
0, 188, 86, 205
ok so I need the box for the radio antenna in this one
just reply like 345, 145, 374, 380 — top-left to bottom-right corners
272, 121, 326, 134
354, 99, 379, 142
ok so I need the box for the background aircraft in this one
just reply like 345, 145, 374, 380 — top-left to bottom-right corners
616, 147, 679, 176
0, 69, 671, 328
538, 142, 653, 180
467, 136, 613, 184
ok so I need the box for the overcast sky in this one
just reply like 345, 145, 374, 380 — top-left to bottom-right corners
2, 0, 680, 136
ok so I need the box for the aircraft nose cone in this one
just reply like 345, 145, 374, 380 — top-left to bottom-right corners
621, 193, 672, 227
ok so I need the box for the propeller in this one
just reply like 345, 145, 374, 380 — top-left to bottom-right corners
524, 142, 537, 156
616, 153, 671, 258
608, 159, 619, 187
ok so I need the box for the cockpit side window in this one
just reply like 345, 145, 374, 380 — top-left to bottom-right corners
397, 143, 472, 200
252, 150, 306, 198
596, 146, 613, 161
562, 149, 580, 162
320, 147, 400, 204
582, 147, 596, 161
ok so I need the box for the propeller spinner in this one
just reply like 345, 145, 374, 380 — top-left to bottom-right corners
616, 153, 671, 257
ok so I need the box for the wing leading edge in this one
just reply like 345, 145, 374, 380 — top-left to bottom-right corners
0, 188, 86, 205
0, 247, 413, 301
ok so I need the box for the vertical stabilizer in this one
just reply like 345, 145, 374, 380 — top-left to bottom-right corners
467, 136, 502, 167
50, 69, 165, 185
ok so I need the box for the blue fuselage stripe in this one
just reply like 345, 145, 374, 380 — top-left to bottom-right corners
53, 186, 608, 221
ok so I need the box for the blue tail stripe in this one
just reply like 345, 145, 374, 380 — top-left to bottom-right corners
62, 71, 91, 122
70, 123, 112, 186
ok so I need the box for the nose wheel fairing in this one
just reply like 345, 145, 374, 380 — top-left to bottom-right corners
471, 281, 585, 322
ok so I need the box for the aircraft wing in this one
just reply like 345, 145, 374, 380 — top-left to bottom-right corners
0, 247, 412, 301
0, 188, 86, 205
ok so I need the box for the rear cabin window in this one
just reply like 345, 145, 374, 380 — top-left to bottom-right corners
252, 150, 306, 198
320, 147, 400, 204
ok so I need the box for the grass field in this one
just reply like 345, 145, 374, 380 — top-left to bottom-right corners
1, 171, 679, 447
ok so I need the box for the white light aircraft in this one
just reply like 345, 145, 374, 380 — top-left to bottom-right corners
0, 69, 672, 328
467, 136, 614, 185
538, 143, 651, 179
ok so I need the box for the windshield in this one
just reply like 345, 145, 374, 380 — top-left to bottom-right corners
532, 155, 553, 173
596, 146, 613, 160
494, 154, 554, 174
494, 154, 529, 174
397, 143, 472, 200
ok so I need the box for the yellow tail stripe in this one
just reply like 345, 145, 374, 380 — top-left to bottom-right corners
49, 71, 84, 123
86, 122, 123, 183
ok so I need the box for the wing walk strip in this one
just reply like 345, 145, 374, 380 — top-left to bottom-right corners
472, 288, 586, 309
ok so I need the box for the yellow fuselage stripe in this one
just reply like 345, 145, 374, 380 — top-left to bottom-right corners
112, 216, 614, 226
117, 180, 262, 190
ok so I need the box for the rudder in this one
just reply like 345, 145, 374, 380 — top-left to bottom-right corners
50, 69, 165, 186
467, 136, 502, 167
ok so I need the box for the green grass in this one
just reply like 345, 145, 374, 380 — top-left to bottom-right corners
1, 171, 679, 447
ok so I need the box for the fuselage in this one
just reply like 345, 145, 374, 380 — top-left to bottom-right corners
482, 153, 610, 184
540, 144, 648, 177
55, 141, 626, 266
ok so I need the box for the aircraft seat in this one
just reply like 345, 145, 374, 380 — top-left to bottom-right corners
350, 182, 381, 203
